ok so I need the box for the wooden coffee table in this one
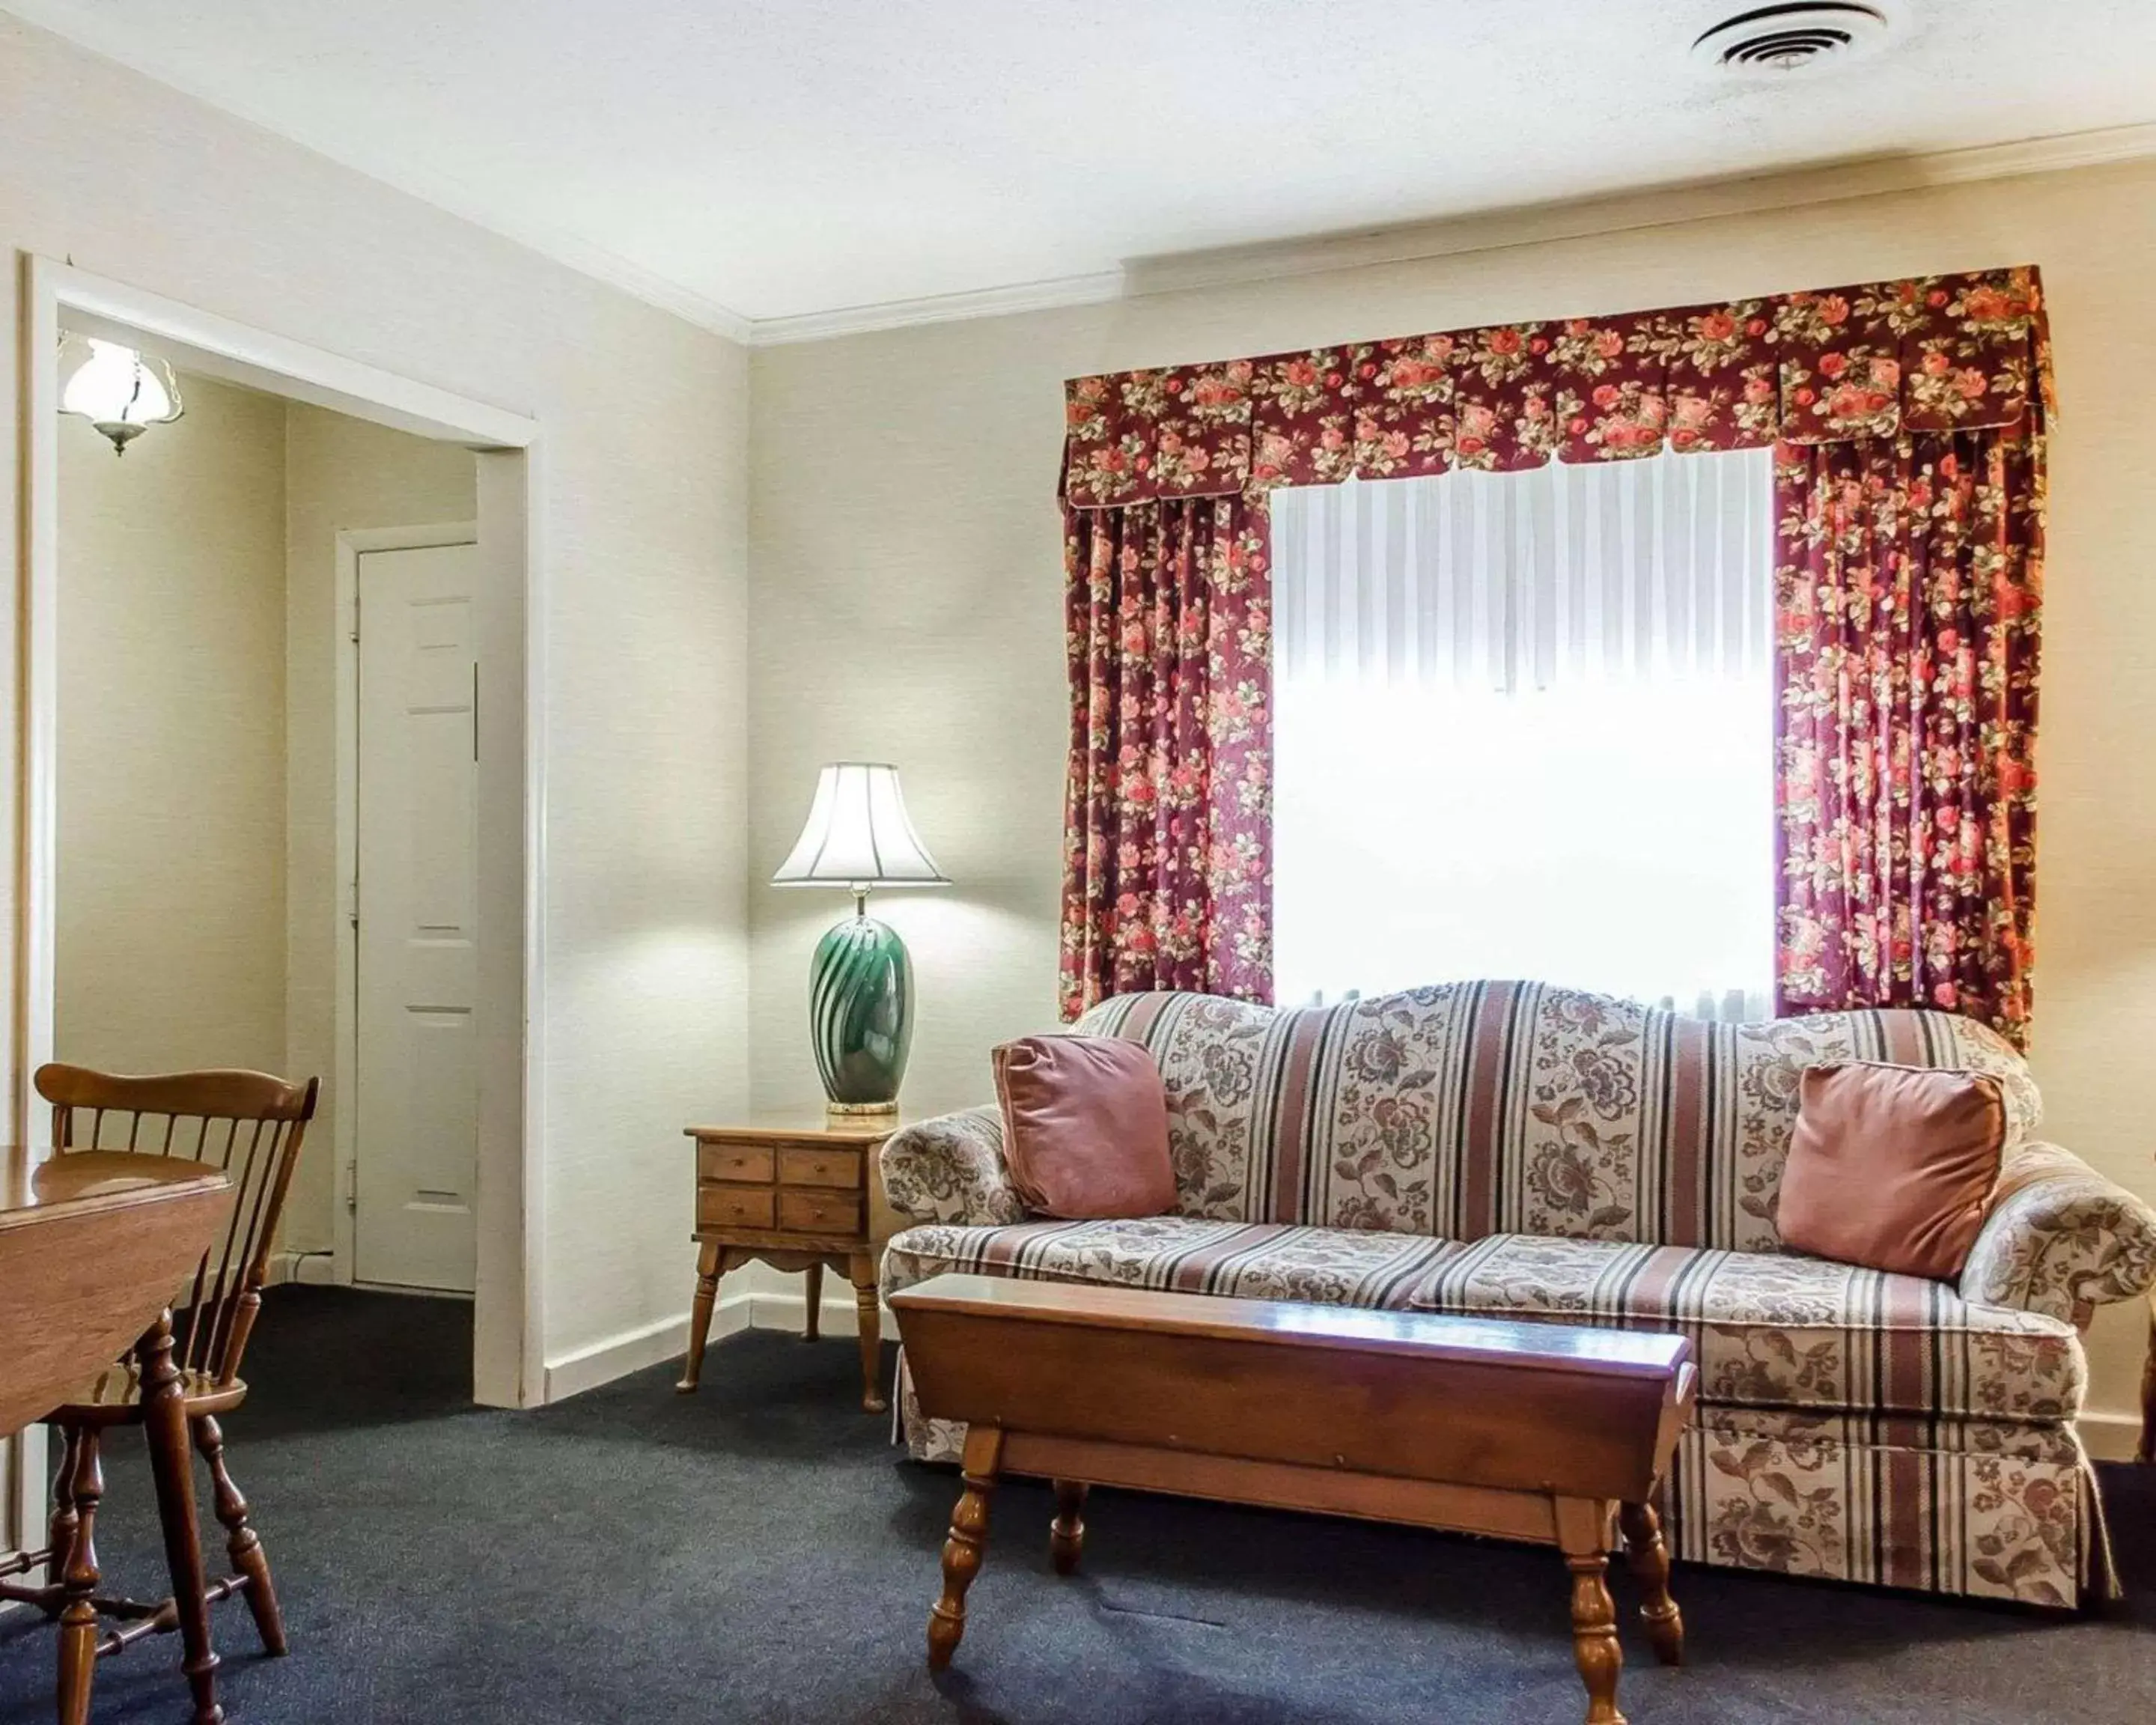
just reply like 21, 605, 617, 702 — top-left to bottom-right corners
891, 1274, 1696, 1725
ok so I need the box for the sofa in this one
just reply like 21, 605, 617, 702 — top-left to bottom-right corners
880, 982, 2156, 1607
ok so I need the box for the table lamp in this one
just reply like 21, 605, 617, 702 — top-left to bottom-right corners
773, 763, 948, 1115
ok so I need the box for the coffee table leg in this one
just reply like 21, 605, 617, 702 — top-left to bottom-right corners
1556, 1497, 1624, 1725
1618, 1501, 1683, 1667
1050, 1480, 1088, 1576
928, 1426, 1003, 1672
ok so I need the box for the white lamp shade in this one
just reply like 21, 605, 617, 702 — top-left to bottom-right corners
773, 763, 948, 888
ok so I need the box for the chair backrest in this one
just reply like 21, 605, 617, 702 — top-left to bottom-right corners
37, 1062, 319, 1387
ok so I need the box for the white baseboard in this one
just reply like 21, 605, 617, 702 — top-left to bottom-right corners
2077, 1410, 2143, 1463
540, 1285, 757, 1402
264, 1250, 340, 1287
748, 1283, 891, 1337
532, 1269, 888, 1403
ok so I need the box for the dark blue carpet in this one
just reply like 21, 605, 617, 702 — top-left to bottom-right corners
1, 1287, 2152, 1724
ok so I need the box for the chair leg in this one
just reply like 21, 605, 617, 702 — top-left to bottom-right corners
39, 1424, 82, 1615
56, 1429, 103, 1725
193, 1414, 286, 1656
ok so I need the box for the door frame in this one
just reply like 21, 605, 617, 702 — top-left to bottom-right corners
16, 255, 546, 1445
333, 523, 480, 1292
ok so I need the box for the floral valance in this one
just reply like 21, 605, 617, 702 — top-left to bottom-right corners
1062, 266, 2049, 507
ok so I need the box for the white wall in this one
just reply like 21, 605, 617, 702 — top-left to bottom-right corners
56, 372, 288, 1078
749, 155, 2156, 1440
0, 15, 752, 1378
281, 404, 475, 1256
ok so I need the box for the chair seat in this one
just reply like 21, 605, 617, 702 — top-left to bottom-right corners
52, 1366, 247, 1427
884, 1217, 2084, 1423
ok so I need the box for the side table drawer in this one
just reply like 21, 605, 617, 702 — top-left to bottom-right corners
698, 1184, 776, 1229
779, 1146, 863, 1190
699, 1141, 776, 1184
779, 1188, 862, 1235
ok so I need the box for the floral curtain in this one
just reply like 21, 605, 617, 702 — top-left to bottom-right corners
1775, 425, 2045, 1043
1059, 495, 1271, 1019
1056, 266, 2051, 1026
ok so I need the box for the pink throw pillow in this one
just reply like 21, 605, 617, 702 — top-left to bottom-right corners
993, 1035, 1177, 1220
1776, 1062, 2006, 1281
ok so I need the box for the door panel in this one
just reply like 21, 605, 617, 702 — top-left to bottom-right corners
356, 544, 480, 1293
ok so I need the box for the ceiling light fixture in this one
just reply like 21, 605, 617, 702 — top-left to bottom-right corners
58, 333, 185, 454
1691, 3, 1895, 75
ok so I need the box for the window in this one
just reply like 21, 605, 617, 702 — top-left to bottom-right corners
1271, 448, 1775, 1015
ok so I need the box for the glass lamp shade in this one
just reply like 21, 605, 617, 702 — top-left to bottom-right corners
59, 334, 185, 454
772, 763, 948, 889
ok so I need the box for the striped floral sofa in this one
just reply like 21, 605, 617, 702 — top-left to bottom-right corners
879, 982, 2156, 1607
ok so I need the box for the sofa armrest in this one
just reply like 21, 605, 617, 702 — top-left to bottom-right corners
879, 1106, 1027, 1229
1958, 1141, 2156, 1325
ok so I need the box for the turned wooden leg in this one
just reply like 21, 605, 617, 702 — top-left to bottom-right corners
676, 1241, 725, 1393
1050, 1480, 1088, 1577
138, 1318, 223, 1725
927, 1426, 1003, 1672
195, 1414, 286, 1655
1618, 1501, 1682, 1667
41, 1423, 82, 1611
1567, 1554, 1626, 1725
1555, 1497, 1624, 1725
849, 1252, 886, 1414
55, 1426, 103, 1725
804, 1262, 824, 1342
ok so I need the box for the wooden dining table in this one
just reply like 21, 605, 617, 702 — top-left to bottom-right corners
0, 1143, 234, 1723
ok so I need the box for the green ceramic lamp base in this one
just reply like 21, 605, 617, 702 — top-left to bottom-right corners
810, 907, 914, 1111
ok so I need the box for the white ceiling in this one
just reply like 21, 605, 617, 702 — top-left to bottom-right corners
10, 0, 2156, 336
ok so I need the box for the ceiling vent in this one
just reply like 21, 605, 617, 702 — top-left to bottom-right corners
1691, 3, 1895, 74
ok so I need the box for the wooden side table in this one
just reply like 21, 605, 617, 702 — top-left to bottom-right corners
677, 1119, 898, 1411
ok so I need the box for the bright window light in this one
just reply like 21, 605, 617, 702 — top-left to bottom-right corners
1271, 448, 1775, 1017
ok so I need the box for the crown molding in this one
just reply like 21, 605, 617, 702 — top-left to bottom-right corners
747, 121, 2156, 345
1121, 123, 2156, 300
748, 270, 1127, 347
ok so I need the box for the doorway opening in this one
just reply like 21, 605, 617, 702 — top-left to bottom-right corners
16, 262, 543, 1545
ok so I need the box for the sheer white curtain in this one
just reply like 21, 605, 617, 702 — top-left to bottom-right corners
1271, 448, 1775, 1019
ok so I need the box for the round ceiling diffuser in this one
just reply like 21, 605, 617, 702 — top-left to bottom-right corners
1691, 3, 1895, 74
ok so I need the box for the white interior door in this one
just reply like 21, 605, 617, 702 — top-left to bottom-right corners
356, 543, 481, 1292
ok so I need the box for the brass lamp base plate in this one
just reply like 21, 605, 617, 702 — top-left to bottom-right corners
826, 1100, 899, 1119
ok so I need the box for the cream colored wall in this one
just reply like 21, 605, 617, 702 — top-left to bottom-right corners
56, 373, 288, 1080
281, 405, 475, 1257
1, 16, 752, 1376
749, 155, 2156, 1440
58, 386, 478, 1262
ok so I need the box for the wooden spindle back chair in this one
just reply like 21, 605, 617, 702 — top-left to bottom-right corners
0, 1062, 319, 1725
38, 1063, 319, 1395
